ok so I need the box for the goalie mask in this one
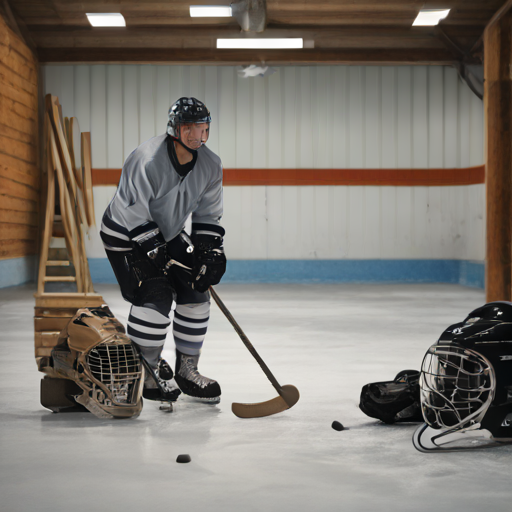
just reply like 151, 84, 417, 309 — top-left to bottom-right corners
413, 301, 512, 452
167, 97, 211, 150
47, 307, 144, 419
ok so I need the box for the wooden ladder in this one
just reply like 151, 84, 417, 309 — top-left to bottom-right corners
35, 94, 102, 369
36, 96, 94, 294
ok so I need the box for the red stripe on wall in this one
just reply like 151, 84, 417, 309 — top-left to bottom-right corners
93, 168, 122, 185
92, 165, 485, 187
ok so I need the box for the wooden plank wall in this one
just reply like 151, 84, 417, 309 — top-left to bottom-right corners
0, 13, 39, 261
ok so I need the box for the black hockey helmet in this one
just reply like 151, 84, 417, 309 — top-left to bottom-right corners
413, 301, 512, 452
167, 97, 211, 140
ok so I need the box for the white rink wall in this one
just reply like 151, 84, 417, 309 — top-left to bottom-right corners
42, 64, 485, 262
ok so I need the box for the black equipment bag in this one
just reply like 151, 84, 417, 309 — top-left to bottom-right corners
359, 370, 423, 424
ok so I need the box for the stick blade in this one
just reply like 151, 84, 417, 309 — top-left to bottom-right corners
232, 385, 300, 419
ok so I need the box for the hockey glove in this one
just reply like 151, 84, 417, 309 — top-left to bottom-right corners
132, 225, 169, 272
191, 229, 226, 293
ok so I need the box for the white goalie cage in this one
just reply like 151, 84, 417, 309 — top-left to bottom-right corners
419, 343, 497, 433
83, 336, 143, 407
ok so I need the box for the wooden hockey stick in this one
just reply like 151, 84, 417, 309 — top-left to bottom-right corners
209, 286, 300, 418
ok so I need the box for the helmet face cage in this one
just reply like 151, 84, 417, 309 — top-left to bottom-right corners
419, 343, 496, 433
52, 308, 144, 419
167, 97, 211, 146
81, 336, 142, 408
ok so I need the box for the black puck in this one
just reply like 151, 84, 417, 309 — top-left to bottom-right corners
176, 454, 191, 463
331, 421, 344, 431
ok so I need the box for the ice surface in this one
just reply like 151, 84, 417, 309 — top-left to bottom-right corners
1, 283, 510, 512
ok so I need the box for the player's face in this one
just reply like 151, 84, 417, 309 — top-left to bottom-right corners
179, 122, 209, 150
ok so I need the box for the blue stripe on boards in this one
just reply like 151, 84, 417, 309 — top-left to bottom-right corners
0, 256, 37, 288
459, 261, 485, 289
86, 258, 485, 289
224, 260, 462, 284
88, 258, 117, 283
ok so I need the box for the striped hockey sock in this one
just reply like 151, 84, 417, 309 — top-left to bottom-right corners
173, 302, 210, 356
127, 305, 171, 367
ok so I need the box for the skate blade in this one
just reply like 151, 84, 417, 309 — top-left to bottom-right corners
186, 395, 221, 404
159, 402, 174, 412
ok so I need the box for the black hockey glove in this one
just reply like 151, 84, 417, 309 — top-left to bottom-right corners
132, 225, 170, 272
190, 228, 226, 293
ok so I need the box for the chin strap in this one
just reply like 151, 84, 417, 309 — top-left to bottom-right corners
171, 136, 199, 155
412, 422, 500, 452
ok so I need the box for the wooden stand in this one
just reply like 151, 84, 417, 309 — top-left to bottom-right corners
35, 95, 101, 369
34, 292, 105, 370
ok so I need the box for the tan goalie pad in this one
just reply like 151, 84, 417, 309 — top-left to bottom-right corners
40, 307, 144, 419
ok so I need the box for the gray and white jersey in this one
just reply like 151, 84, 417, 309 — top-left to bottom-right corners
101, 134, 223, 250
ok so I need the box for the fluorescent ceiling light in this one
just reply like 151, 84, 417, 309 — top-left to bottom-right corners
412, 9, 450, 26
86, 13, 126, 27
217, 38, 304, 49
190, 5, 232, 17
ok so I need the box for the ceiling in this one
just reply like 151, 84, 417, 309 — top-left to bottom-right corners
6, 0, 508, 65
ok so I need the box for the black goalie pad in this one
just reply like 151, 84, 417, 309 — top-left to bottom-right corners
359, 370, 423, 424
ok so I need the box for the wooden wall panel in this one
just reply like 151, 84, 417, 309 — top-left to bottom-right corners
0, 13, 39, 261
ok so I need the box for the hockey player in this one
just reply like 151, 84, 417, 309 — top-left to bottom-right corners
100, 97, 226, 405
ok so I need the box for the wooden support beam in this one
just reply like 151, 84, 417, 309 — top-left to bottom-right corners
37, 47, 456, 65
484, 3, 512, 301
28, 24, 482, 51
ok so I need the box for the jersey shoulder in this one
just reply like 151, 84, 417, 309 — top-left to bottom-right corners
126, 134, 167, 167
198, 144, 222, 170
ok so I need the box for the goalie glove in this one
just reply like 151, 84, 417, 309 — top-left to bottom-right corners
191, 224, 226, 293
131, 223, 169, 272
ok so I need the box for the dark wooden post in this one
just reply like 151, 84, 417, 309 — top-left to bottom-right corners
484, 2, 512, 302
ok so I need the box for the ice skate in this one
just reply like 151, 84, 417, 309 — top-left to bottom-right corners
174, 350, 221, 403
142, 358, 181, 408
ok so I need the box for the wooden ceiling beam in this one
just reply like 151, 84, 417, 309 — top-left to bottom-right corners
10, 0, 503, 64
12, 0, 503, 27
17, 14, 497, 29
23, 0, 501, 11
28, 25, 485, 52
267, 0, 499, 8
37, 47, 456, 65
